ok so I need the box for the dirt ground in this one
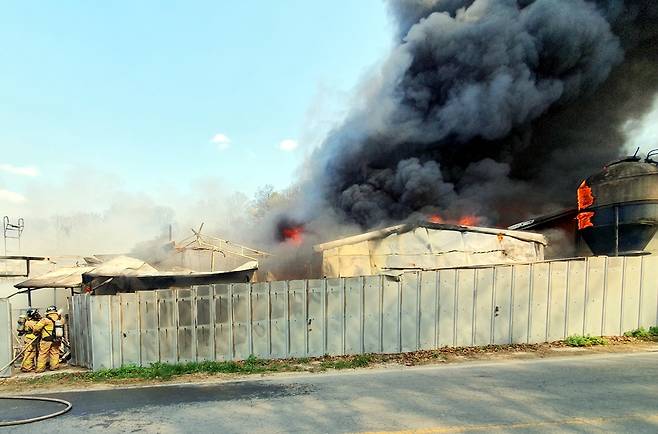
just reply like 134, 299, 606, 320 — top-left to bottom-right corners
1, 337, 657, 395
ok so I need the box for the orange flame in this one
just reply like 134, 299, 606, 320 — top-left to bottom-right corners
428, 214, 444, 224
427, 214, 481, 226
577, 212, 595, 230
282, 226, 304, 246
577, 180, 594, 210
458, 215, 480, 226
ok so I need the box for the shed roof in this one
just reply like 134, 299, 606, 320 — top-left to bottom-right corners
82, 255, 158, 278
14, 266, 95, 289
314, 222, 547, 252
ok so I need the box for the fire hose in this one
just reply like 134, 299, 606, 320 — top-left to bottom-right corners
0, 347, 73, 426
0, 396, 72, 426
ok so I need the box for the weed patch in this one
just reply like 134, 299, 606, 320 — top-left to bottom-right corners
624, 326, 658, 339
565, 335, 608, 347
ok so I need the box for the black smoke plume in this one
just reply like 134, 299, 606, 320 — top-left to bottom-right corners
299, 0, 658, 229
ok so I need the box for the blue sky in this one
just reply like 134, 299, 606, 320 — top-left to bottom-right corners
0, 1, 392, 207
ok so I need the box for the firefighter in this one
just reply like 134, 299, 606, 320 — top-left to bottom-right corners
17, 308, 40, 372
34, 305, 63, 373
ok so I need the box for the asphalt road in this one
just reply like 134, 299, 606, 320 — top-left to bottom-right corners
2, 352, 658, 433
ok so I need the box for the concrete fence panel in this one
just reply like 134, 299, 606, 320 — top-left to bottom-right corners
547, 261, 568, 342
437, 269, 457, 347
640, 255, 658, 326
493, 266, 513, 344
0, 299, 11, 377
69, 255, 658, 370
419, 271, 438, 350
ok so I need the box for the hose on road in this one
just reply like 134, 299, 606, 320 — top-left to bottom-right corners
0, 396, 72, 426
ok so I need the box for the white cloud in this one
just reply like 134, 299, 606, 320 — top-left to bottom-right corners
0, 189, 27, 203
211, 133, 231, 151
278, 139, 299, 152
0, 164, 39, 177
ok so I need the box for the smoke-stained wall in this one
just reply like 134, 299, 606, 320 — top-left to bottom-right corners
299, 0, 658, 230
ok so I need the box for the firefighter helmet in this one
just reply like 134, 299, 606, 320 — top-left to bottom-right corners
45, 305, 58, 314
26, 307, 39, 319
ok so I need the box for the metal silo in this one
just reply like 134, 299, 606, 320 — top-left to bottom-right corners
577, 153, 658, 256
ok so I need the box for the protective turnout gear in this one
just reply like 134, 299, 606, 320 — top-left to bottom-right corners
34, 309, 63, 373
16, 314, 27, 335
17, 312, 39, 372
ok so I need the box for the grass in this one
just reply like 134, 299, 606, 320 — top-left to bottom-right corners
13, 354, 379, 385
624, 326, 658, 339
565, 334, 608, 347
88, 355, 297, 381
319, 354, 373, 370
4, 334, 654, 389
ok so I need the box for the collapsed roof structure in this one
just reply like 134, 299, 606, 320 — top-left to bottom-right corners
14, 229, 269, 297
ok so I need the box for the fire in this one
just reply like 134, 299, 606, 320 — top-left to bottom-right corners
458, 215, 479, 226
577, 180, 595, 230
427, 214, 480, 226
282, 226, 304, 246
577, 212, 595, 230
577, 180, 594, 210
428, 214, 444, 224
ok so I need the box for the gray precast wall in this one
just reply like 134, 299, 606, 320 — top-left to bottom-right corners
0, 299, 12, 377
69, 255, 658, 370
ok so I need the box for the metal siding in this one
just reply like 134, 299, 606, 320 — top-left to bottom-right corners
326, 279, 344, 355
419, 271, 438, 349
511, 264, 531, 343
640, 255, 658, 327
438, 269, 456, 347
584, 257, 606, 336
493, 266, 513, 344
400, 273, 419, 352
382, 276, 401, 353
363, 275, 382, 353
455, 269, 475, 347
603, 257, 624, 336
621, 256, 642, 333
566, 260, 587, 336
547, 262, 568, 342
474, 268, 494, 346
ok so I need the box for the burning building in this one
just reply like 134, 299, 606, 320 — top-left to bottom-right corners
510, 153, 658, 258
314, 221, 546, 278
